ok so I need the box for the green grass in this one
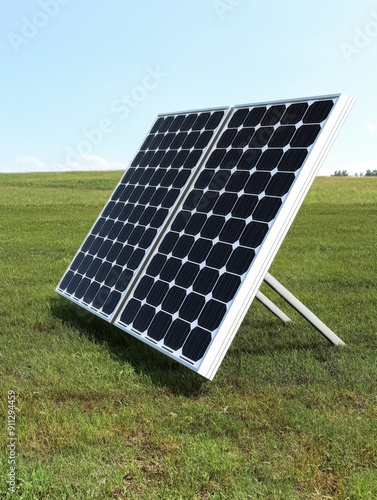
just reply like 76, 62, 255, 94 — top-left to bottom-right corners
0, 172, 376, 499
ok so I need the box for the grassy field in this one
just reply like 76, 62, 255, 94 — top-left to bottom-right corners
0, 172, 376, 499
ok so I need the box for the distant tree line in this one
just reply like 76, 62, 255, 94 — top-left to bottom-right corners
332, 169, 377, 177
332, 170, 349, 176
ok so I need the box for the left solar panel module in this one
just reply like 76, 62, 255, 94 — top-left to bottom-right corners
56, 108, 229, 320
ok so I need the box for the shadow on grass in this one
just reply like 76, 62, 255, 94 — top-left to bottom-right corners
49, 295, 208, 397
50, 296, 323, 395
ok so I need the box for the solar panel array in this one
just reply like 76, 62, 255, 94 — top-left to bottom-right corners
57, 94, 353, 379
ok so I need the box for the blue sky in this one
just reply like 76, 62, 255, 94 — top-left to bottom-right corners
1, 0, 376, 175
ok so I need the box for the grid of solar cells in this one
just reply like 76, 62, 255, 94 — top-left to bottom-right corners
56, 109, 227, 318
116, 98, 336, 364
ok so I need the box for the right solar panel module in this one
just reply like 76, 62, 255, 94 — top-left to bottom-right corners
114, 94, 354, 380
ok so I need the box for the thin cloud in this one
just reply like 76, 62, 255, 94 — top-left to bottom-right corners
62, 154, 126, 171
15, 156, 49, 171
1, 155, 127, 173
366, 122, 376, 134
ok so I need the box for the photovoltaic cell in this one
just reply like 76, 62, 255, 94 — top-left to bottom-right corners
56, 108, 227, 319
57, 94, 354, 379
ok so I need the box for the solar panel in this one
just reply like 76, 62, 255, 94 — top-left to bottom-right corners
57, 94, 354, 380
56, 108, 228, 320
